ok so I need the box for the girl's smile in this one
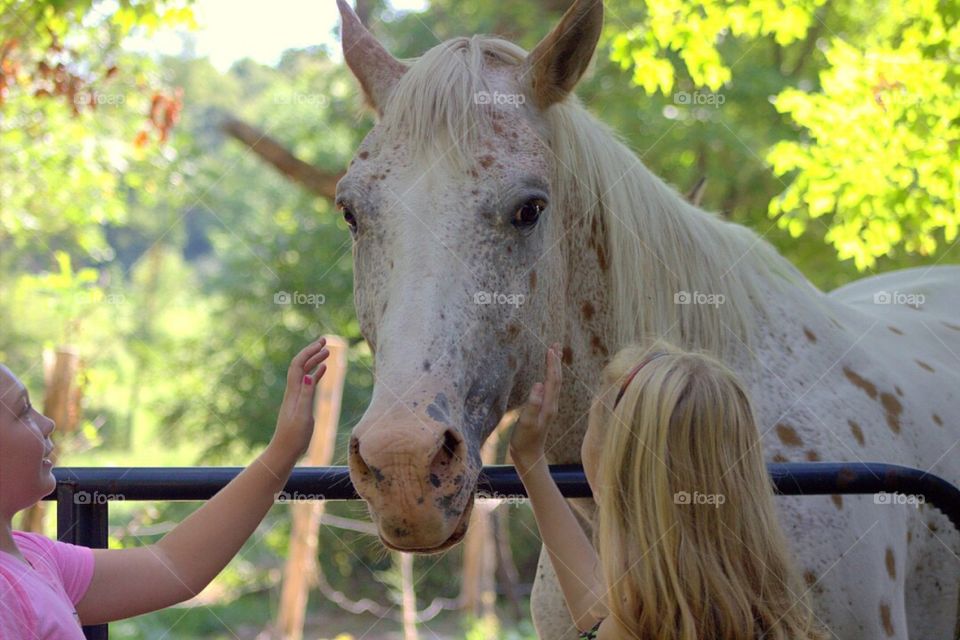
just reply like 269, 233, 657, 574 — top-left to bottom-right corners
0, 365, 58, 516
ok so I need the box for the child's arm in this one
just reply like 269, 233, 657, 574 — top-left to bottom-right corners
509, 344, 608, 632
76, 338, 329, 625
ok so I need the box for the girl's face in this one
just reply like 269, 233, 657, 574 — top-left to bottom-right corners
0, 365, 57, 519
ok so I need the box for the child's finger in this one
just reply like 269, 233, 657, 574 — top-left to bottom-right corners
291, 338, 327, 371
298, 374, 317, 420
303, 348, 330, 374
287, 342, 326, 385
539, 347, 560, 426
549, 344, 562, 414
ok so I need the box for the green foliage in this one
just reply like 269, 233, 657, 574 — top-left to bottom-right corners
768, 19, 960, 268
605, 0, 960, 270
0, 0, 194, 264
608, 0, 825, 93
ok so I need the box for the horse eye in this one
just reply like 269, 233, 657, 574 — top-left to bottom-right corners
511, 198, 546, 229
337, 202, 358, 233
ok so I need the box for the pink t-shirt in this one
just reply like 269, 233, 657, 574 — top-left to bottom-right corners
0, 532, 94, 640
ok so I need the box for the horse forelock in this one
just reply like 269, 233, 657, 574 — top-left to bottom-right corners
379, 36, 528, 170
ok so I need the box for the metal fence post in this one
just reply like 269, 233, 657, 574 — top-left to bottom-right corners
56, 481, 109, 640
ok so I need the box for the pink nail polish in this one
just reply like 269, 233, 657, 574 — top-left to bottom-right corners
303, 375, 312, 385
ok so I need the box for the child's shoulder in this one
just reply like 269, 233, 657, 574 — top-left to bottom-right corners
12, 529, 55, 550
10, 530, 61, 562
11, 530, 93, 576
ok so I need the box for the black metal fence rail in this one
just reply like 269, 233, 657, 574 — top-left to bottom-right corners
43, 462, 960, 640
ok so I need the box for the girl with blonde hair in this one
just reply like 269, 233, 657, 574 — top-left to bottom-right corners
510, 341, 828, 639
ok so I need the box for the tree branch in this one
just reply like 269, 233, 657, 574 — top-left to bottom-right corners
220, 116, 343, 201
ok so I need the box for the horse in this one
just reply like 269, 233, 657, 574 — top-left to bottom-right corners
333, 0, 960, 637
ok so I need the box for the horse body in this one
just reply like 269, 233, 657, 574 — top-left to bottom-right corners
334, 1, 959, 636
535, 212, 960, 640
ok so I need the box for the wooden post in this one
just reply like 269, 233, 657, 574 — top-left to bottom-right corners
20, 347, 81, 533
459, 410, 514, 625
398, 551, 419, 640
273, 336, 348, 640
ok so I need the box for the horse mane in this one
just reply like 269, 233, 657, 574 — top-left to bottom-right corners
381, 36, 812, 359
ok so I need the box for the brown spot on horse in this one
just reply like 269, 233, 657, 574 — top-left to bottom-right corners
831, 495, 843, 510
805, 450, 820, 462
803, 326, 817, 343
581, 301, 595, 321
880, 392, 902, 434
775, 423, 803, 447
590, 334, 608, 357
843, 366, 878, 399
888, 326, 904, 335
932, 413, 943, 427
880, 602, 895, 636
529, 270, 537, 291
589, 215, 609, 271
561, 345, 573, 365
594, 242, 609, 271
848, 419, 865, 446
915, 359, 934, 373
885, 548, 896, 580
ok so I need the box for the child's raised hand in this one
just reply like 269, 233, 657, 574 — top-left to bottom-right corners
510, 342, 562, 470
272, 337, 329, 457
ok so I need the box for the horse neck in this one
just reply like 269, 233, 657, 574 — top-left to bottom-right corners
558, 135, 846, 379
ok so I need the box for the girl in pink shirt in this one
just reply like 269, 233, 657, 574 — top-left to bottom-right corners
0, 338, 330, 639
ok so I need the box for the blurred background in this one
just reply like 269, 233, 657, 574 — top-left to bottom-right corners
1, 0, 957, 637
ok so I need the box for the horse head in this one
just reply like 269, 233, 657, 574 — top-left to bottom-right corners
336, 0, 604, 552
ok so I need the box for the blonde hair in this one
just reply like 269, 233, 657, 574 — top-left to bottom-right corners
589, 340, 828, 639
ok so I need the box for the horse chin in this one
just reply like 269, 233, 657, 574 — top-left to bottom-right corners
378, 494, 475, 555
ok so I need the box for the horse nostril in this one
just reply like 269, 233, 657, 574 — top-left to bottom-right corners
349, 435, 373, 481
430, 428, 465, 476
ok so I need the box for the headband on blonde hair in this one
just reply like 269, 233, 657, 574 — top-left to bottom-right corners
613, 352, 669, 408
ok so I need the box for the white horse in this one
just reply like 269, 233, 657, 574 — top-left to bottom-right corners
334, 0, 960, 637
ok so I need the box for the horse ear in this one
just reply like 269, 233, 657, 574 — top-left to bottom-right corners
523, 0, 603, 110
337, 0, 407, 116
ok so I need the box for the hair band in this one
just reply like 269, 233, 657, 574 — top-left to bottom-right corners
613, 352, 669, 408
